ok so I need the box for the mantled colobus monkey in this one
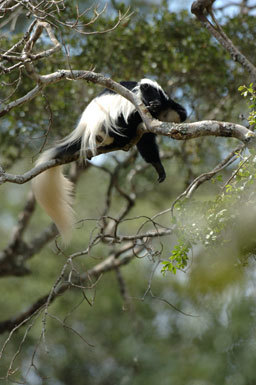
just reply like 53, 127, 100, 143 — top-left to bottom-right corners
32, 78, 187, 243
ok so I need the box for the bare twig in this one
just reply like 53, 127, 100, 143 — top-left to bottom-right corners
222, 153, 252, 190
170, 145, 245, 214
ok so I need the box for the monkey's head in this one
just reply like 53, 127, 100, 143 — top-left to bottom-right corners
138, 79, 187, 123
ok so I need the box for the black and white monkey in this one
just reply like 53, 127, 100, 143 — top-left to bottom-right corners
32, 78, 187, 243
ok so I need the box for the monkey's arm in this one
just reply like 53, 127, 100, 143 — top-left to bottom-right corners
136, 133, 166, 183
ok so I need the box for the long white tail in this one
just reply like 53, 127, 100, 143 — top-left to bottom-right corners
32, 149, 75, 244
32, 82, 141, 243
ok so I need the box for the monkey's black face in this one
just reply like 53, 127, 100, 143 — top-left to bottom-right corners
139, 82, 187, 123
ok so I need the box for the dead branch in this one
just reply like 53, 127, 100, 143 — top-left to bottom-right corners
0, 1, 130, 36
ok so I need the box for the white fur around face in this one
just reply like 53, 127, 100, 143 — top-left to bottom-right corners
139, 78, 168, 99
139, 78, 161, 91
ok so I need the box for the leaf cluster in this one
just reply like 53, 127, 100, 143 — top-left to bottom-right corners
238, 83, 256, 127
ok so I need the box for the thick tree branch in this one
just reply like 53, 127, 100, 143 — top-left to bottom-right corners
0, 120, 255, 186
148, 119, 255, 144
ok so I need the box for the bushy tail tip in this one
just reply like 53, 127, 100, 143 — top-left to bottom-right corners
32, 149, 75, 245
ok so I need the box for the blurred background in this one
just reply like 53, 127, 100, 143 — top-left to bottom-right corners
1, 0, 256, 384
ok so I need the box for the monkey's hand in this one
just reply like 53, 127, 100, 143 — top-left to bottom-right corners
148, 100, 161, 113
152, 161, 166, 183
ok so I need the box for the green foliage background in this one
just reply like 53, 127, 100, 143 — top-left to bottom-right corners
1, 1, 256, 384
